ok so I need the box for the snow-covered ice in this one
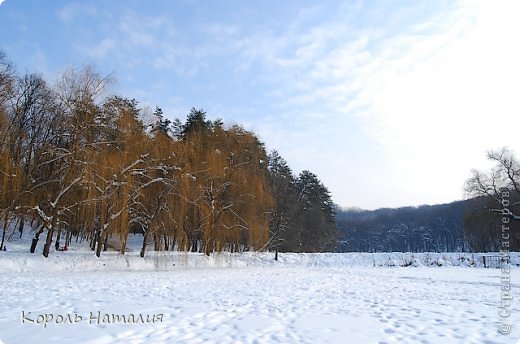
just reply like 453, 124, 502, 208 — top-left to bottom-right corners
0, 232, 518, 343
0, 252, 519, 343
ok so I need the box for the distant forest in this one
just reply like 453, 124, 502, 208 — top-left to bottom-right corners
337, 195, 520, 253
337, 202, 466, 253
0, 52, 336, 258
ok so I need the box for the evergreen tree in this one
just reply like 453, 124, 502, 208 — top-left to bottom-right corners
267, 150, 296, 259
292, 171, 337, 252
181, 107, 211, 138
150, 106, 171, 135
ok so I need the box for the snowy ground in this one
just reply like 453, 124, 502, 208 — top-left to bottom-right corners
0, 260, 519, 343
0, 232, 519, 343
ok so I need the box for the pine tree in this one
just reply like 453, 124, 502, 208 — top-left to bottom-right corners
181, 108, 210, 138
150, 106, 171, 135
267, 150, 296, 259
292, 171, 337, 252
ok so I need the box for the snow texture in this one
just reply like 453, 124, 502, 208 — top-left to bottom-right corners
0, 234, 519, 343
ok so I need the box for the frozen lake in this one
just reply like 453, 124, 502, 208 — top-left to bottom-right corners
0, 264, 518, 344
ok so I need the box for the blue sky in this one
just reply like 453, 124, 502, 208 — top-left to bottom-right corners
1, 0, 519, 209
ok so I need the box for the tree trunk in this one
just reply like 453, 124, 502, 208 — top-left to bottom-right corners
140, 232, 148, 258
65, 230, 72, 247
55, 228, 62, 250
1, 212, 9, 251
163, 235, 169, 251
102, 231, 109, 251
0, 226, 6, 251
204, 239, 213, 256
95, 229, 104, 257
18, 217, 24, 238
120, 236, 127, 255
154, 234, 160, 251
90, 230, 98, 251
43, 216, 57, 258
30, 225, 44, 253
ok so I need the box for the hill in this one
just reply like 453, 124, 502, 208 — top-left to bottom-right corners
336, 201, 467, 252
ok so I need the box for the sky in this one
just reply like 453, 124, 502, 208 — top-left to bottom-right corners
1, 0, 519, 210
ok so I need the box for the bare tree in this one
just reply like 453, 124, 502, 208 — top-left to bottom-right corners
0, 51, 15, 107
464, 147, 520, 251
28, 67, 112, 257
465, 148, 520, 219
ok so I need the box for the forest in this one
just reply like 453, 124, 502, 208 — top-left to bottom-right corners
336, 201, 466, 252
0, 52, 337, 258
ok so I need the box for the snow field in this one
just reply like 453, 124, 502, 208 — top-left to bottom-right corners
1, 232, 519, 343
0, 264, 519, 343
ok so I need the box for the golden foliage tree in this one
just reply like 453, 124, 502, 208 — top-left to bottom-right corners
0, 53, 336, 258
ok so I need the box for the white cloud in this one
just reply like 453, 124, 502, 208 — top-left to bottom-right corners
242, 0, 520, 208
56, 2, 98, 23
84, 38, 116, 59
202, 23, 239, 38
346, 0, 520, 207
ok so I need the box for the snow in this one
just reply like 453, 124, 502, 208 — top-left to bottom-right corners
0, 234, 519, 343
1, 247, 519, 273
1, 264, 519, 343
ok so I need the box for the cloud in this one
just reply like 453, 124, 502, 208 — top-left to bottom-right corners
84, 38, 116, 59
52, 0, 520, 208
233, 0, 520, 208
202, 23, 239, 38
64, 6, 218, 77
344, 0, 520, 205
56, 2, 98, 23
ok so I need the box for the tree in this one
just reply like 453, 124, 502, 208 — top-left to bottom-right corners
0, 51, 15, 106
180, 107, 211, 138
291, 170, 337, 252
0, 110, 21, 251
150, 106, 171, 136
0, 51, 338, 258
0, 53, 17, 250
464, 147, 520, 251
131, 127, 177, 258
265, 152, 339, 255
1, 70, 58, 251
87, 96, 161, 257
266, 150, 296, 259
27, 66, 112, 257
182, 122, 272, 255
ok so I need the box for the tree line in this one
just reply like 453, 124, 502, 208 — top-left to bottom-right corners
0, 52, 337, 258
336, 202, 466, 252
